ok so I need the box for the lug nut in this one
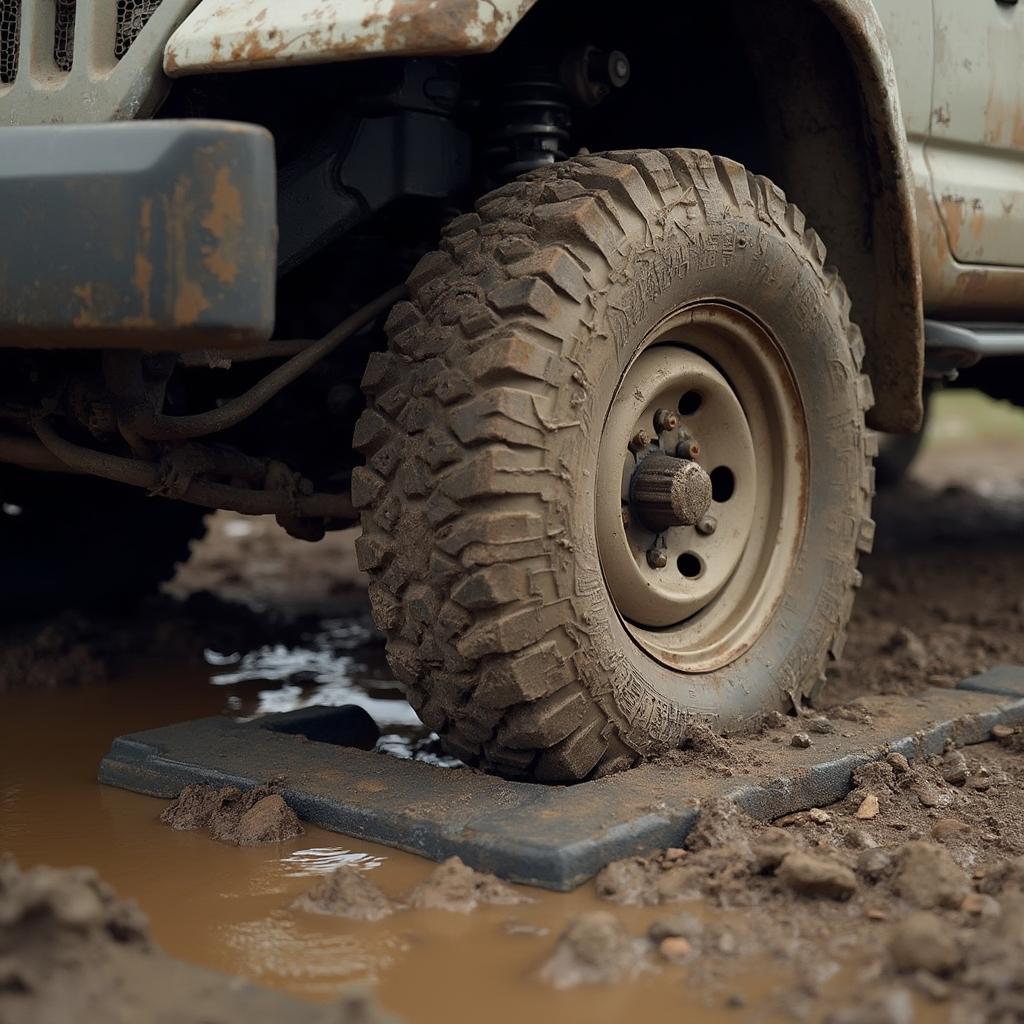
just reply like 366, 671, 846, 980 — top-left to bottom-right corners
629, 429, 651, 453
676, 439, 700, 460
696, 515, 717, 536
647, 547, 668, 569
654, 408, 679, 433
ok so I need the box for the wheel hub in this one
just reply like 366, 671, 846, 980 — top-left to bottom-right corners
629, 454, 712, 532
595, 303, 807, 672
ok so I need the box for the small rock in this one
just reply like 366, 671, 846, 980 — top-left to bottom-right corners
763, 710, 788, 729
808, 808, 831, 824
866, 907, 889, 921
940, 751, 969, 786
911, 780, 950, 809
292, 866, 393, 921
888, 912, 962, 975
931, 819, 970, 841
856, 794, 880, 820
658, 936, 693, 962
807, 717, 835, 735
991, 724, 1016, 740
857, 848, 893, 882
892, 842, 969, 910
886, 752, 910, 773
776, 851, 857, 900
791, 733, 812, 749
663, 847, 687, 862
966, 768, 992, 792
539, 912, 647, 988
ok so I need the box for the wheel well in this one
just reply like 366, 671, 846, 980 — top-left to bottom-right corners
504, 0, 924, 432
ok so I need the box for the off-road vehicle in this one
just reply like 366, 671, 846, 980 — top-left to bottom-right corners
2, 0, 1023, 781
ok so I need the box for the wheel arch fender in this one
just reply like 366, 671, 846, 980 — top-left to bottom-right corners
793, 0, 925, 433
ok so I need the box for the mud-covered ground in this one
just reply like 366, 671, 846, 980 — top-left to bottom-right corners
3, 389, 1024, 1024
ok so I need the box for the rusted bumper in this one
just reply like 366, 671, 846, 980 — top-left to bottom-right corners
0, 120, 276, 351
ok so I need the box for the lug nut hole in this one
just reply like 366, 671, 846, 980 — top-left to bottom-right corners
677, 552, 704, 579
710, 466, 735, 503
678, 391, 703, 416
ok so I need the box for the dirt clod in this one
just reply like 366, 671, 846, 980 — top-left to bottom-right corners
409, 857, 529, 913
0, 856, 397, 1024
791, 733, 811, 749
686, 797, 752, 853
539, 912, 647, 989
888, 911, 962, 975
161, 784, 303, 846
775, 852, 857, 901
292, 867, 394, 921
891, 841, 969, 910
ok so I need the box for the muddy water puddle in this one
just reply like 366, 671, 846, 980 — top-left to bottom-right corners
0, 650, 943, 1023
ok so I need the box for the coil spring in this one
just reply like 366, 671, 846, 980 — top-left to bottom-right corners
487, 77, 571, 181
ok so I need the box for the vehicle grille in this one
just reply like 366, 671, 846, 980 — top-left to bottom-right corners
115, 0, 162, 60
0, 1, 20, 85
0, 0, 195, 123
1, 0, 164, 85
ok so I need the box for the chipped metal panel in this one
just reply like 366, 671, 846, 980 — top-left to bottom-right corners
925, 0, 1024, 269
164, 0, 538, 77
0, 120, 277, 349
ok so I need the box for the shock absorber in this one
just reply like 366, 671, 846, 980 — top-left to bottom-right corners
486, 73, 572, 180
485, 46, 631, 183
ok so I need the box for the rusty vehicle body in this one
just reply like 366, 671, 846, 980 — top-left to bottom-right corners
2, 0, 1023, 780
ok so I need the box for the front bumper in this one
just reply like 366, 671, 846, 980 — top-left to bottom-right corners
0, 119, 276, 350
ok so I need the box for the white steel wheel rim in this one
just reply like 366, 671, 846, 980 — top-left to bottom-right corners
595, 302, 808, 674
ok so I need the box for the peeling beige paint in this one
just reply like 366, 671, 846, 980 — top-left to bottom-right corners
164, 0, 538, 76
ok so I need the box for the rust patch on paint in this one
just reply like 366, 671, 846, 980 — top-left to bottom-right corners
201, 165, 243, 285
165, 177, 211, 327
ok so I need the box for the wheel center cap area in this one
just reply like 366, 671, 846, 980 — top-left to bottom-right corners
596, 343, 759, 631
630, 454, 713, 532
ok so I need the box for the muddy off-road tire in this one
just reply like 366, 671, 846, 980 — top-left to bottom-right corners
0, 470, 207, 614
355, 149, 875, 782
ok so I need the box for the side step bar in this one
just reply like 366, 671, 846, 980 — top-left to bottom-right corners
924, 320, 1024, 377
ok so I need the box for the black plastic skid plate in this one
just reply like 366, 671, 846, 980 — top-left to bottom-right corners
99, 667, 1024, 891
